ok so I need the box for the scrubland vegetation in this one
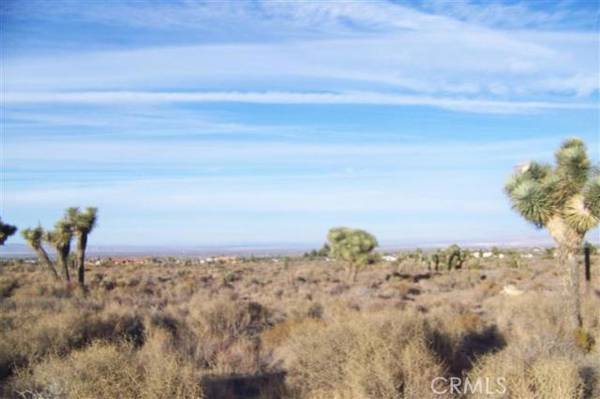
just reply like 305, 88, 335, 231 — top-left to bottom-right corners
0, 250, 598, 398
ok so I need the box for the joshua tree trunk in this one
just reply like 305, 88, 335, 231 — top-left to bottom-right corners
563, 248, 583, 328
448, 253, 457, 271
58, 246, 71, 282
77, 234, 87, 288
584, 245, 591, 288
34, 246, 59, 280
547, 217, 584, 329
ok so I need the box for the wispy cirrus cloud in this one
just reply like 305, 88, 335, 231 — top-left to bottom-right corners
4, 2, 598, 110
5, 32, 597, 96
5, 90, 596, 114
419, 0, 599, 30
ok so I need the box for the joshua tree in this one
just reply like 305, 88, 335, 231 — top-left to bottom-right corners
505, 138, 600, 328
413, 248, 425, 268
427, 250, 444, 271
22, 226, 59, 279
446, 244, 467, 271
0, 218, 17, 246
66, 207, 97, 288
44, 220, 73, 281
327, 227, 378, 282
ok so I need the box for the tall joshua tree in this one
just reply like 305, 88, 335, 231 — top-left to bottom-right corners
327, 227, 378, 282
0, 218, 17, 246
67, 207, 97, 288
44, 220, 73, 282
505, 138, 600, 328
22, 226, 59, 279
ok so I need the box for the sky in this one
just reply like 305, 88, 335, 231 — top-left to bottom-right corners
1, 0, 599, 248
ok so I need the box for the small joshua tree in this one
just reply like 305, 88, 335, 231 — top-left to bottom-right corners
22, 226, 59, 279
327, 227, 378, 282
413, 248, 425, 268
446, 244, 467, 271
0, 218, 17, 246
66, 207, 97, 288
505, 138, 600, 328
427, 250, 442, 271
44, 220, 74, 281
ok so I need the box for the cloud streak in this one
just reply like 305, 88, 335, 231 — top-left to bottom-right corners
6, 91, 596, 114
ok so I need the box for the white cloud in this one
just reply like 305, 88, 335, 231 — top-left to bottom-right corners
420, 0, 597, 30
5, 90, 596, 114
4, 1, 598, 99
4, 107, 302, 137
4, 28, 597, 109
5, 0, 458, 34
5, 136, 560, 165
6, 179, 503, 213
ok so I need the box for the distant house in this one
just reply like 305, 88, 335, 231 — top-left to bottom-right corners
382, 255, 398, 262
200, 256, 238, 265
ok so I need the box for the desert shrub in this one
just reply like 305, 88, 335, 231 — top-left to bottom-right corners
137, 329, 203, 399
12, 341, 141, 399
186, 299, 272, 374
306, 303, 324, 319
147, 310, 201, 365
574, 328, 595, 353
468, 350, 584, 399
0, 277, 19, 298
0, 305, 144, 381
192, 300, 271, 340
488, 292, 577, 353
12, 335, 203, 399
261, 318, 322, 352
278, 309, 446, 399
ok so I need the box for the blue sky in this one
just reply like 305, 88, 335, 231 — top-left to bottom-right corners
1, 0, 599, 247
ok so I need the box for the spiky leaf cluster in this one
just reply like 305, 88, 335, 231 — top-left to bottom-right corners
22, 226, 45, 248
327, 227, 378, 266
0, 218, 18, 245
66, 207, 98, 235
505, 138, 599, 234
44, 220, 74, 248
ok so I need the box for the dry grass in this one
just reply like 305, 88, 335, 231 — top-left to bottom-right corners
277, 309, 447, 399
0, 253, 598, 398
